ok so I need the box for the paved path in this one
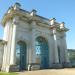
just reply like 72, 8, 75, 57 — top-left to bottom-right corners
19, 68, 75, 75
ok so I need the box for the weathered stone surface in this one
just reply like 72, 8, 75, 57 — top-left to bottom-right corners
0, 3, 71, 72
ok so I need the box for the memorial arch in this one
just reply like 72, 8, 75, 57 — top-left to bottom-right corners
0, 3, 71, 72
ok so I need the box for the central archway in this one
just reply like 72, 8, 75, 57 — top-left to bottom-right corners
16, 41, 27, 70
35, 36, 49, 69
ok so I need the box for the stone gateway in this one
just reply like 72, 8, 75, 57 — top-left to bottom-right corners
0, 3, 71, 72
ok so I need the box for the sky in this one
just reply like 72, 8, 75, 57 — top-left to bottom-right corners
0, 0, 75, 49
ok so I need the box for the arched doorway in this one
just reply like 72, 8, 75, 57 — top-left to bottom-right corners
35, 36, 49, 69
16, 41, 27, 70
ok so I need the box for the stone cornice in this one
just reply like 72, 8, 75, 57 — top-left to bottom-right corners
49, 24, 69, 32
56, 27, 69, 32
1, 6, 50, 26
37, 22, 50, 29
1, 9, 29, 26
0, 40, 7, 45
1, 3, 69, 33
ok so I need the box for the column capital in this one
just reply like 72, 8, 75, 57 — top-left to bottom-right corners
12, 16, 19, 25
53, 28, 57, 34
49, 18, 56, 25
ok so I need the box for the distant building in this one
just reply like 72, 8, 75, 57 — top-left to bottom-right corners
0, 3, 71, 72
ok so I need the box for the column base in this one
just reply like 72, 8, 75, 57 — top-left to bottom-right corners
9, 65, 19, 72
1, 65, 19, 72
1, 65, 10, 72
62, 62, 72, 68
50, 63, 62, 69
71, 63, 75, 67
28, 63, 40, 71
0, 66, 2, 71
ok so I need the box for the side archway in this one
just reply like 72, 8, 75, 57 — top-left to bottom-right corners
16, 41, 27, 70
35, 36, 49, 69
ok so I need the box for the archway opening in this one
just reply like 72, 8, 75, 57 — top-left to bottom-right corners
35, 36, 49, 69
16, 41, 27, 70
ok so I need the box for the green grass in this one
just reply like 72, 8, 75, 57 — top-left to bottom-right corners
0, 72, 18, 75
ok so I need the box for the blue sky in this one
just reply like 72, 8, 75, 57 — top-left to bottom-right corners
0, 0, 75, 49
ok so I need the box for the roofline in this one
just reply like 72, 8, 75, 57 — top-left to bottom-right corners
1, 3, 69, 33
1, 8, 50, 26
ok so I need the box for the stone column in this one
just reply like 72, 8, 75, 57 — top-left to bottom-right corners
62, 35, 72, 67
53, 28, 59, 63
1, 44, 7, 71
29, 9, 37, 66
1, 21, 13, 72
9, 17, 18, 70
50, 18, 62, 68
28, 21, 36, 65
63, 36, 69, 62
51, 28, 62, 68
29, 21, 40, 70
10, 24, 17, 65
30, 21, 36, 64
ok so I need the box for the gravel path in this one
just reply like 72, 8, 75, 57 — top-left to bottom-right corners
19, 68, 75, 75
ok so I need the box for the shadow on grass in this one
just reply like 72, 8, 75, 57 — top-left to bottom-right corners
0, 72, 18, 75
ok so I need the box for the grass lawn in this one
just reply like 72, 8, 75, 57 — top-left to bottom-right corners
0, 72, 18, 75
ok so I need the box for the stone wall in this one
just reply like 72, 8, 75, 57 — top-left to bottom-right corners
0, 44, 4, 70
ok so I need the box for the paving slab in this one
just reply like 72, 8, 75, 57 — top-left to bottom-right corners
19, 68, 75, 75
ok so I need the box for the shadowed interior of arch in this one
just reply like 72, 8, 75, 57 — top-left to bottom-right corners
35, 36, 49, 69
16, 41, 27, 70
